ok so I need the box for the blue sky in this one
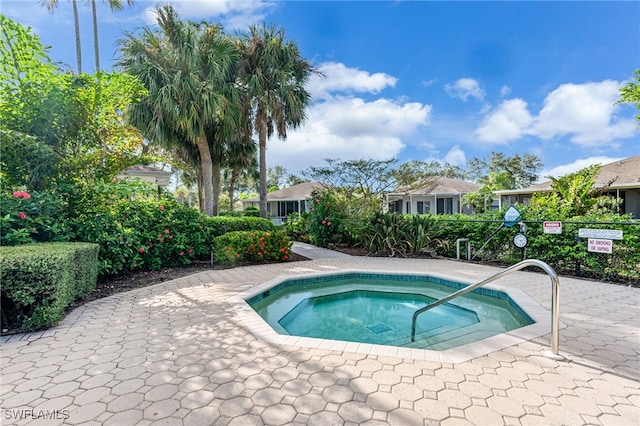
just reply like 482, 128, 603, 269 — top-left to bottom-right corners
3, 0, 639, 181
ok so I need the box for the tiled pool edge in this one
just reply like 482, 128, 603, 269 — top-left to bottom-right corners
229, 268, 563, 363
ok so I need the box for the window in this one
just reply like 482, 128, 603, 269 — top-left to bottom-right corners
417, 201, 430, 214
436, 198, 453, 215
278, 201, 297, 217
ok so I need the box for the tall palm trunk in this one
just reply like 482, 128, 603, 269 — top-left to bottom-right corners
196, 135, 214, 216
212, 164, 221, 216
228, 169, 240, 211
72, 0, 82, 73
91, 0, 100, 72
258, 131, 267, 218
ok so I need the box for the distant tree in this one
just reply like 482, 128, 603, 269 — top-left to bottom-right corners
303, 158, 400, 215
40, 0, 134, 73
267, 165, 288, 190
467, 152, 542, 189
90, 0, 135, 72
40, 0, 82, 72
617, 69, 640, 126
393, 160, 466, 190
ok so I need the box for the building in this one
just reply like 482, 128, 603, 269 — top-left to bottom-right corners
241, 182, 325, 223
494, 156, 640, 218
385, 177, 482, 215
119, 165, 172, 188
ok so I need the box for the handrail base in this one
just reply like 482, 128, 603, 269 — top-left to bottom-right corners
543, 350, 568, 361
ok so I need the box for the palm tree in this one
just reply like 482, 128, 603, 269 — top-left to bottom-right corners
118, 5, 240, 216
91, 0, 134, 72
237, 24, 315, 218
40, 0, 134, 73
41, 0, 82, 73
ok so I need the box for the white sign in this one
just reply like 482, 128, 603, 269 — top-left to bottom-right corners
579, 228, 623, 240
543, 221, 562, 234
588, 238, 613, 254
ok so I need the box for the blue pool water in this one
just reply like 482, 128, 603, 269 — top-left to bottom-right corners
248, 273, 534, 351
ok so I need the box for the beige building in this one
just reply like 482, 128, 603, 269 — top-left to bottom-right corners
494, 156, 640, 218
385, 177, 482, 215
242, 182, 324, 223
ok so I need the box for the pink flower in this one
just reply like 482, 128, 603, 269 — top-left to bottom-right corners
164, 229, 169, 234
179, 252, 184, 256
159, 205, 165, 211
187, 249, 193, 254
321, 220, 326, 224
327, 222, 332, 226
18, 211, 27, 220
139, 247, 145, 254
13, 191, 31, 199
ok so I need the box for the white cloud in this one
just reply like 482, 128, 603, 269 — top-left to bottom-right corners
531, 81, 636, 146
539, 156, 625, 180
474, 80, 637, 147
475, 99, 533, 143
267, 96, 432, 173
500, 86, 512, 97
308, 62, 398, 99
443, 145, 467, 167
142, 0, 277, 29
444, 78, 486, 102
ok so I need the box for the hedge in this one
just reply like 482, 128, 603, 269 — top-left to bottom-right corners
0, 242, 99, 331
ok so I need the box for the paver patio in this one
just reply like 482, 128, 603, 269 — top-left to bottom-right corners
1, 248, 638, 425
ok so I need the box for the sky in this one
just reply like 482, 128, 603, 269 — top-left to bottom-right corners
2, 0, 639, 182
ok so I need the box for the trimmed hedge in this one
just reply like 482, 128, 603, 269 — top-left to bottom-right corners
0, 242, 99, 331
205, 216, 276, 237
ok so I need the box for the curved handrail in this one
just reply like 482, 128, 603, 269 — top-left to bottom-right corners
411, 259, 565, 360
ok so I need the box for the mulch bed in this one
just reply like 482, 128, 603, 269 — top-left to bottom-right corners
90, 252, 309, 303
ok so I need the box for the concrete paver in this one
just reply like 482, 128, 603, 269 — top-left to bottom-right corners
1, 254, 639, 425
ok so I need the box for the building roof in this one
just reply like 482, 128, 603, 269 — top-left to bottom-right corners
120, 164, 172, 186
243, 182, 325, 202
389, 176, 481, 196
495, 155, 640, 196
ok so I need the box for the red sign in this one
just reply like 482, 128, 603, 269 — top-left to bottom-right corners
543, 221, 562, 234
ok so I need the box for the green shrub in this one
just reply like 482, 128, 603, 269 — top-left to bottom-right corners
218, 208, 260, 217
0, 190, 69, 246
0, 242, 99, 331
307, 190, 348, 247
204, 216, 276, 237
214, 230, 292, 264
358, 212, 438, 257
72, 197, 208, 275
281, 213, 310, 242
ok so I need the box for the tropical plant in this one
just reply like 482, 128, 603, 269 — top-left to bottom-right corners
616, 68, 640, 125
118, 5, 241, 216
236, 24, 315, 218
1, 16, 151, 190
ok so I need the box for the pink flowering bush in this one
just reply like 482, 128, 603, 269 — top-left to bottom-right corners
213, 230, 292, 264
73, 196, 207, 275
307, 189, 346, 247
0, 190, 68, 246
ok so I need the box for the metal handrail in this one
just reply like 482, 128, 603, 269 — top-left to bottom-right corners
410, 259, 565, 360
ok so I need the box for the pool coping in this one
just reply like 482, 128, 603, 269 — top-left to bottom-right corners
229, 268, 563, 363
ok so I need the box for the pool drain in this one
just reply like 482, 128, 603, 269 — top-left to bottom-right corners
366, 322, 392, 334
